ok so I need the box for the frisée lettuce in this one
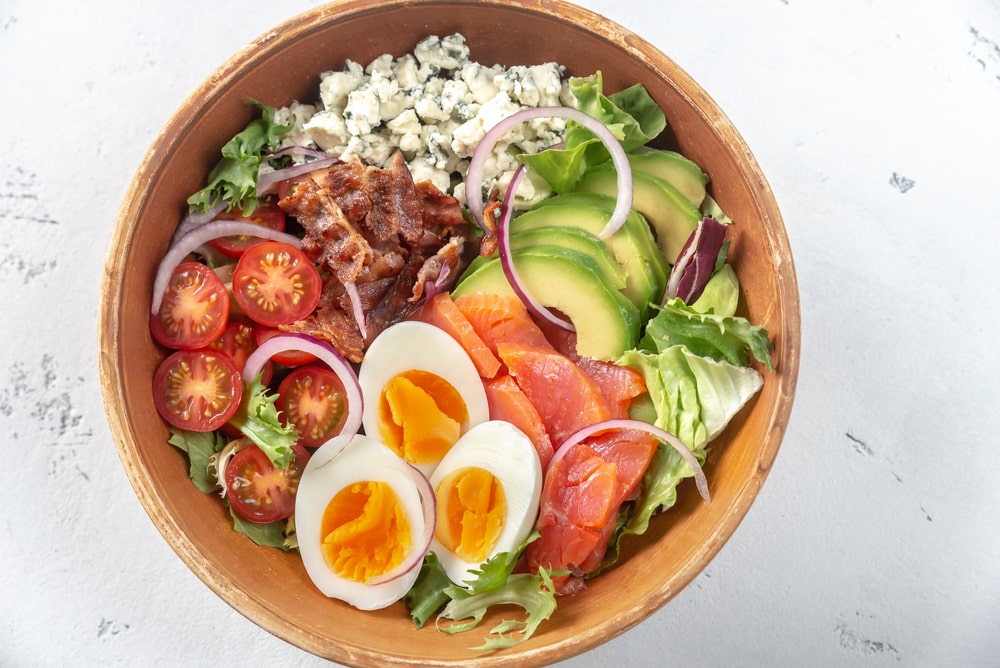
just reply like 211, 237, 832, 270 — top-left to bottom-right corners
187, 100, 291, 216
226, 374, 299, 469
406, 532, 557, 649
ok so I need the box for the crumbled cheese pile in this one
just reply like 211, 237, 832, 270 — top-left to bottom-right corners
274, 33, 575, 206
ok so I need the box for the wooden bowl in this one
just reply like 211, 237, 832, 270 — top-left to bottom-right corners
98, 0, 800, 665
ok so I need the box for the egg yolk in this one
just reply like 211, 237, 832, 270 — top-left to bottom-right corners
320, 481, 411, 582
378, 370, 468, 465
434, 467, 506, 563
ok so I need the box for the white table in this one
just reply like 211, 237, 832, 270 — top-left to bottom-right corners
3, 1, 998, 666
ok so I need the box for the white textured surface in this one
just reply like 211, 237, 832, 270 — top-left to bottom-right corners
3, 0, 999, 666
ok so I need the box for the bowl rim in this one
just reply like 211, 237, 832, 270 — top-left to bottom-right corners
98, 0, 800, 665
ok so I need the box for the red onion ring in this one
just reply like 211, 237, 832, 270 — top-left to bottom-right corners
465, 106, 632, 239
343, 281, 368, 340
173, 200, 227, 241
151, 220, 303, 315
257, 156, 339, 197
366, 461, 437, 586
423, 263, 451, 301
242, 332, 363, 446
497, 165, 574, 332
552, 418, 710, 503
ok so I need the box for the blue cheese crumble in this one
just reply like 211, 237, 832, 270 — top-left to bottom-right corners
273, 33, 575, 206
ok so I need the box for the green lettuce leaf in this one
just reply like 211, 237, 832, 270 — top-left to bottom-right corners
622, 345, 709, 449
689, 262, 740, 317
227, 374, 299, 469
621, 345, 764, 450
605, 344, 764, 569
405, 554, 453, 629
641, 298, 774, 371
700, 194, 734, 225
606, 434, 705, 568
455, 530, 536, 594
187, 100, 291, 215
568, 73, 666, 152
407, 533, 554, 649
515, 139, 592, 193
167, 428, 225, 493
228, 504, 291, 550
518, 72, 666, 192
436, 569, 557, 651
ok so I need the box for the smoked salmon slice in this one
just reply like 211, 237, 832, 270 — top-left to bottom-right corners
496, 340, 610, 447
483, 374, 554, 470
527, 427, 658, 594
575, 357, 648, 420
587, 428, 659, 500
452, 293, 553, 362
527, 441, 619, 595
443, 291, 659, 596
415, 292, 502, 379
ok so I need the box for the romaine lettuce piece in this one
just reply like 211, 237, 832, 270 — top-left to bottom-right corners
621, 344, 764, 452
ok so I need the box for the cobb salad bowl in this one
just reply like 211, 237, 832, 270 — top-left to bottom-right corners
98, 0, 800, 665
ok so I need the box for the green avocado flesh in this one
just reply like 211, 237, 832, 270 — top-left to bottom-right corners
576, 168, 701, 264
505, 226, 627, 290
509, 200, 667, 314
452, 245, 640, 361
627, 150, 709, 207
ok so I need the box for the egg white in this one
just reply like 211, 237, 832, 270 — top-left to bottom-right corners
428, 420, 543, 585
357, 320, 490, 476
295, 434, 431, 610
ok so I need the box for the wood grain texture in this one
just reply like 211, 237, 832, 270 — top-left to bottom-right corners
97, 0, 799, 665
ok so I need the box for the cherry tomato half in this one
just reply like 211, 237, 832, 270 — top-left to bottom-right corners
150, 261, 230, 350
152, 348, 243, 432
232, 241, 322, 328
254, 326, 319, 367
208, 320, 273, 385
225, 443, 310, 523
275, 364, 349, 447
208, 203, 288, 259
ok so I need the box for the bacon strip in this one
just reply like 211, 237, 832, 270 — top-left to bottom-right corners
277, 153, 469, 361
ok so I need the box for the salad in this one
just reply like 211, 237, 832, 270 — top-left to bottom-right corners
148, 34, 774, 650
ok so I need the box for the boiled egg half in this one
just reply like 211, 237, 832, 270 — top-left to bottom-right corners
429, 420, 543, 585
295, 434, 434, 610
358, 320, 489, 476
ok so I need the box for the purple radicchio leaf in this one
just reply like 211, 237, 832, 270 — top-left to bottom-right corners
664, 216, 728, 305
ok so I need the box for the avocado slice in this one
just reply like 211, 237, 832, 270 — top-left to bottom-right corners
531, 192, 669, 281
452, 245, 640, 361
460, 216, 630, 295
576, 168, 702, 264
627, 150, 708, 207
510, 200, 667, 315
506, 226, 627, 291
